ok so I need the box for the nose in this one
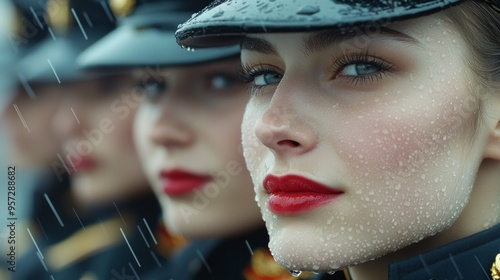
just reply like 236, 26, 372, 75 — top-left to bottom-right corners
148, 99, 194, 149
254, 85, 317, 157
52, 98, 81, 139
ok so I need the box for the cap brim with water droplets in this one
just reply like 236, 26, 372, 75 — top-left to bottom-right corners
175, 0, 466, 48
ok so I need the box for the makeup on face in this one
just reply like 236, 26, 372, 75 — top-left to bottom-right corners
160, 169, 212, 196
134, 58, 264, 238
264, 174, 344, 214
240, 15, 488, 271
54, 77, 150, 205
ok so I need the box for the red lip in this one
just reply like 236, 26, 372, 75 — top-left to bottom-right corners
263, 175, 344, 215
160, 169, 211, 196
66, 156, 97, 172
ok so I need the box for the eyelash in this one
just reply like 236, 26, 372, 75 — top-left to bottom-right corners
330, 52, 394, 86
237, 64, 281, 96
239, 52, 395, 95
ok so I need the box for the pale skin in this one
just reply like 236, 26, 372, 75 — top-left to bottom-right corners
239, 12, 500, 279
52, 76, 150, 206
134, 58, 264, 238
1, 84, 62, 168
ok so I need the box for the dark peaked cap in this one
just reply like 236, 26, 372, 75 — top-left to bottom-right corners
18, 0, 116, 83
175, 0, 470, 48
78, 0, 239, 70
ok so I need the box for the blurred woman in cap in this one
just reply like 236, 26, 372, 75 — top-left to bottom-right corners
10, 0, 162, 279
0, 0, 73, 268
78, 0, 314, 279
176, 0, 500, 279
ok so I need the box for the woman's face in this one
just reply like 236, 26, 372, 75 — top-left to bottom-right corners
1, 84, 62, 167
240, 14, 497, 270
134, 58, 263, 238
53, 76, 149, 205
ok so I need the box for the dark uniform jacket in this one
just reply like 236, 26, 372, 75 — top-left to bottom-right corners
13, 192, 164, 280
144, 227, 323, 280
317, 223, 500, 280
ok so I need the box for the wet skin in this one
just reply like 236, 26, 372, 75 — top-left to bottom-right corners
240, 12, 500, 277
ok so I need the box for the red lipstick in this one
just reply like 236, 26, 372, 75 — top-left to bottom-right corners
66, 156, 97, 172
263, 175, 343, 215
160, 169, 211, 196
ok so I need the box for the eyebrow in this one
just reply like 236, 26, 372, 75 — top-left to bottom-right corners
241, 26, 419, 56
241, 36, 279, 55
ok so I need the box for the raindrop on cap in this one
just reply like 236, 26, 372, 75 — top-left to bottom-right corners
212, 10, 224, 18
297, 5, 320, 15
290, 270, 302, 277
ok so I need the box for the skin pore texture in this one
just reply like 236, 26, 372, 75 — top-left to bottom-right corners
52, 76, 150, 206
240, 12, 500, 279
134, 58, 264, 238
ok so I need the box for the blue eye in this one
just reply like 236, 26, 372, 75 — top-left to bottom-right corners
332, 53, 393, 84
341, 63, 382, 76
143, 80, 167, 98
210, 74, 241, 90
239, 65, 283, 86
238, 65, 283, 95
254, 72, 282, 86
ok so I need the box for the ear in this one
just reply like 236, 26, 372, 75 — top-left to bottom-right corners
484, 121, 500, 161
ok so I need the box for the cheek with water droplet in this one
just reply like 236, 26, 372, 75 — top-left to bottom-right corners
263, 65, 482, 272
240, 19, 489, 272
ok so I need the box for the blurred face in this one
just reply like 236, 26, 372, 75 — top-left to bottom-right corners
1, 84, 61, 167
53, 75, 149, 206
134, 58, 263, 238
240, 14, 496, 270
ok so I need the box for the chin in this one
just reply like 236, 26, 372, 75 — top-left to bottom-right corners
264, 217, 397, 272
162, 204, 203, 237
72, 187, 105, 206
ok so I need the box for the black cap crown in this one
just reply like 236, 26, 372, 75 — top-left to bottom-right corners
78, 0, 240, 70
175, 0, 469, 48
17, 0, 117, 83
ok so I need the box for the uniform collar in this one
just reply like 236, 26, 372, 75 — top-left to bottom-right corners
388, 223, 500, 280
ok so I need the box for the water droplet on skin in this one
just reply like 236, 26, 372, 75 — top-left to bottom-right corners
289, 270, 302, 277
296, 5, 320, 15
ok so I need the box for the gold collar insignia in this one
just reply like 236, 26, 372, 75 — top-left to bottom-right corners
47, 0, 72, 32
492, 253, 500, 280
110, 0, 136, 17
244, 248, 315, 280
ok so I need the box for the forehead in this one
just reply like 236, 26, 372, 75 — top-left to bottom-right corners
241, 13, 453, 52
